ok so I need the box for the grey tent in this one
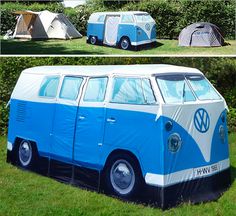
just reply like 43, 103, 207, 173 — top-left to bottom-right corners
179, 22, 224, 47
13, 10, 82, 39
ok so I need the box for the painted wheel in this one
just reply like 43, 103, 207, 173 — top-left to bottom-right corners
110, 159, 135, 195
90, 36, 97, 45
18, 140, 35, 168
120, 37, 131, 50
105, 154, 143, 198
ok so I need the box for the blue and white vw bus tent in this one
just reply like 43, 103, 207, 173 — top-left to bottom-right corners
7, 65, 231, 208
87, 11, 156, 50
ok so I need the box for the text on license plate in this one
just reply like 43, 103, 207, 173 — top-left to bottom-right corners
194, 163, 219, 178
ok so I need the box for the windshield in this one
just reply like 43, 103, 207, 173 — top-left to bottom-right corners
156, 74, 222, 104
156, 75, 195, 103
186, 75, 221, 100
135, 14, 154, 22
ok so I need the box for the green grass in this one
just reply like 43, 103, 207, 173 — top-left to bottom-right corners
1, 37, 235, 55
0, 134, 236, 215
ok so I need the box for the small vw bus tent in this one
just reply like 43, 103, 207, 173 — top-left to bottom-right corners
179, 22, 224, 47
13, 10, 82, 39
7, 65, 231, 209
87, 11, 156, 50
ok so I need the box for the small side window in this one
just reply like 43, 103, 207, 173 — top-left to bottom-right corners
39, 76, 59, 98
84, 77, 108, 102
121, 15, 134, 23
60, 76, 83, 100
111, 77, 156, 105
97, 15, 105, 23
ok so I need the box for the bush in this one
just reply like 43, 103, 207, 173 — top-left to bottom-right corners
64, 6, 94, 36
176, 0, 236, 40
228, 107, 236, 133
1, 0, 235, 39
122, 0, 180, 39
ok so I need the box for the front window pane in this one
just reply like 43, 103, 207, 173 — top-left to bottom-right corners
186, 75, 221, 100
39, 76, 59, 98
84, 77, 108, 102
60, 76, 83, 100
156, 75, 195, 103
111, 77, 156, 105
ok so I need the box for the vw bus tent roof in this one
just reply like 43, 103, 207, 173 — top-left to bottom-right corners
88, 11, 148, 22
20, 64, 202, 76
178, 22, 224, 47
13, 10, 82, 39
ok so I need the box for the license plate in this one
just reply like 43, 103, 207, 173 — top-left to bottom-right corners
194, 163, 219, 178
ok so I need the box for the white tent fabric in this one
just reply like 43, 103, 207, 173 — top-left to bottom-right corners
103, 15, 120, 46
13, 10, 82, 39
178, 22, 224, 47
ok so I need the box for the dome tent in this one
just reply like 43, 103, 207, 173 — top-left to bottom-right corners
178, 22, 224, 47
13, 10, 82, 40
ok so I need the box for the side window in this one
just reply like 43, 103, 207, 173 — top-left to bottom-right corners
97, 15, 105, 22
59, 76, 83, 100
84, 77, 108, 102
121, 15, 134, 23
39, 76, 59, 98
111, 77, 156, 105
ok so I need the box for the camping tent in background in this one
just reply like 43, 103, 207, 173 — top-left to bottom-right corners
178, 22, 224, 47
13, 10, 82, 40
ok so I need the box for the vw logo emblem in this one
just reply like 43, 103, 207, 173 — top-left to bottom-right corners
194, 108, 210, 133
145, 23, 151, 31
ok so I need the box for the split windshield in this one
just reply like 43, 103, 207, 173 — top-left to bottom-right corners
186, 75, 221, 100
135, 14, 154, 22
156, 74, 221, 103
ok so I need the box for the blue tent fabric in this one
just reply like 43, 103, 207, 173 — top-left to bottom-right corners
6, 65, 231, 209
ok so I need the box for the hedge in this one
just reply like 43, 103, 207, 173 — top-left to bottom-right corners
1, 0, 235, 39
0, 57, 235, 135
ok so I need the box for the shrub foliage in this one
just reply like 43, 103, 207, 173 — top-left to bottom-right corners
1, 0, 235, 39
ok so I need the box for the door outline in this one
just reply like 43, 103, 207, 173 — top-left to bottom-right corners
73, 76, 109, 167
50, 75, 87, 162
103, 15, 120, 46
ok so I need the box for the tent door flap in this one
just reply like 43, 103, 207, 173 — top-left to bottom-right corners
103, 15, 120, 46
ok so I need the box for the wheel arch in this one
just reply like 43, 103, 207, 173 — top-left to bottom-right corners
13, 137, 39, 167
102, 148, 144, 177
13, 137, 38, 154
119, 35, 131, 44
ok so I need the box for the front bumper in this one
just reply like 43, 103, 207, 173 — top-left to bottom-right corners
142, 167, 231, 209
131, 39, 157, 46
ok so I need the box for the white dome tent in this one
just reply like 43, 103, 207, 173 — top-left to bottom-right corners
179, 22, 224, 47
13, 10, 82, 40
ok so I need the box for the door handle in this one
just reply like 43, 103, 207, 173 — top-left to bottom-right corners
78, 116, 85, 120
107, 118, 116, 123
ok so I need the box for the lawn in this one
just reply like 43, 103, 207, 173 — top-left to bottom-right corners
1, 37, 235, 55
0, 134, 236, 216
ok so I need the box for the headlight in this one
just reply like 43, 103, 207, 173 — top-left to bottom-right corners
168, 133, 182, 153
219, 125, 225, 143
221, 113, 225, 123
165, 121, 173, 131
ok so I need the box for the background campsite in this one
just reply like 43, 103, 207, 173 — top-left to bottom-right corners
0, 57, 236, 215
1, 0, 235, 55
